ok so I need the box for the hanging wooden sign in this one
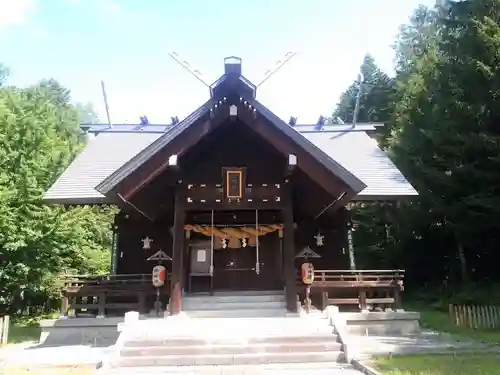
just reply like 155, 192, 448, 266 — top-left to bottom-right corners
223, 167, 245, 199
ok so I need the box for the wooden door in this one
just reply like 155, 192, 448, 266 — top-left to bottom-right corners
212, 233, 283, 290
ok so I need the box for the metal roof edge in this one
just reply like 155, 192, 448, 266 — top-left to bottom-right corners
249, 98, 367, 194
42, 196, 114, 205
351, 192, 419, 201
96, 100, 214, 195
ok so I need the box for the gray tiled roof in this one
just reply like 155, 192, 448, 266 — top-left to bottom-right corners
44, 128, 416, 204
44, 132, 161, 204
301, 132, 417, 199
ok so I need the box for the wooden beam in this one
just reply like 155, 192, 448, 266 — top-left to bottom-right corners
237, 106, 350, 199
283, 181, 297, 312
121, 105, 230, 200
169, 186, 186, 315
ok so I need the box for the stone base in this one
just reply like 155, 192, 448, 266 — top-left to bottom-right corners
340, 311, 421, 336
39, 317, 124, 347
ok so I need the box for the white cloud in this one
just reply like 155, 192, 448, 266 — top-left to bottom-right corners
0, 0, 37, 30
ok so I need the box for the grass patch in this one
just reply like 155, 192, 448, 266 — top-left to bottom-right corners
0, 364, 95, 375
373, 353, 500, 375
416, 307, 500, 345
7, 323, 41, 344
5, 314, 57, 346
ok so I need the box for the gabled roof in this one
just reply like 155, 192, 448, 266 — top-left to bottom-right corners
44, 127, 417, 204
95, 98, 367, 198
44, 56, 417, 205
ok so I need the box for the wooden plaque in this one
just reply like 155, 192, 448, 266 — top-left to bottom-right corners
223, 168, 245, 199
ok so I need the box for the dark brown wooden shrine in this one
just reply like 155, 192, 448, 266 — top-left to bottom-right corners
46, 56, 418, 317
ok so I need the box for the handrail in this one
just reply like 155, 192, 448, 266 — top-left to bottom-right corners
313, 269, 405, 273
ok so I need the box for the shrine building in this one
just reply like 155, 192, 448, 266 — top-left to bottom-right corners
44, 57, 417, 316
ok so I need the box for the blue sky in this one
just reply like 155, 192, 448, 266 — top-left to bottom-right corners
1, 0, 436, 124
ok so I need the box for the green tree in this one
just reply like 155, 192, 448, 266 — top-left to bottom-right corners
332, 55, 395, 124
331, 55, 396, 147
0, 64, 8, 87
393, 5, 440, 74
0, 78, 113, 314
75, 102, 100, 124
389, 0, 500, 282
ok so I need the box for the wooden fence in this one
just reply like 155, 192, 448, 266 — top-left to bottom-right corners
449, 304, 500, 329
0, 315, 9, 345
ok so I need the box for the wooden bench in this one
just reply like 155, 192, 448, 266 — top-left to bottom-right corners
298, 269, 404, 312
61, 273, 170, 317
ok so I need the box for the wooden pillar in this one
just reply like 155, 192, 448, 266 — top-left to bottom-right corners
109, 215, 119, 275
283, 181, 297, 312
170, 186, 186, 315
60, 294, 69, 317
345, 207, 357, 270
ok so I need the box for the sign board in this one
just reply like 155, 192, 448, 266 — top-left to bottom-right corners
197, 249, 206, 262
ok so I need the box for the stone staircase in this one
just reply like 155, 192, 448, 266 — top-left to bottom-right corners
181, 290, 289, 318
97, 291, 360, 374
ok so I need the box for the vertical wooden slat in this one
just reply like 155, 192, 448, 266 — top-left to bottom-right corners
282, 181, 297, 313
459, 305, 465, 327
359, 289, 367, 311
477, 305, 483, 329
170, 187, 186, 315
1, 316, 9, 345
488, 306, 493, 328
98, 292, 106, 317
481, 305, 488, 329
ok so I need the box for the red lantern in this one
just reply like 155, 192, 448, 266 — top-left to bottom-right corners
152, 265, 166, 287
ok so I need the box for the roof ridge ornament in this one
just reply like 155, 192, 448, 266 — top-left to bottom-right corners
255, 52, 296, 88
168, 52, 211, 87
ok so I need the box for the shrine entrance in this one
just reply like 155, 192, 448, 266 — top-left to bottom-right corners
186, 210, 284, 293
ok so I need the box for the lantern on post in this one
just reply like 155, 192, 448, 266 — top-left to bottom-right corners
152, 265, 166, 287
152, 264, 166, 317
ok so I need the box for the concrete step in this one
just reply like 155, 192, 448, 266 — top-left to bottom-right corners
182, 300, 286, 311
183, 293, 285, 305
185, 308, 287, 319
121, 341, 343, 357
102, 362, 362, 374
123, 317, 335, 339
123, 333, 340, 348
111, 350, 346, 367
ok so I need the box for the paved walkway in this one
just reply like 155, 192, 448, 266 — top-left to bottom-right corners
102, 362, 362, 375
350, 329, 500, 359
0, 343, 111, 366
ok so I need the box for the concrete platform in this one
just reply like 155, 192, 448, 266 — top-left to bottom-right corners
341, 311, 421, 336
101, 362, 362, 374
39, 317, 125, 347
